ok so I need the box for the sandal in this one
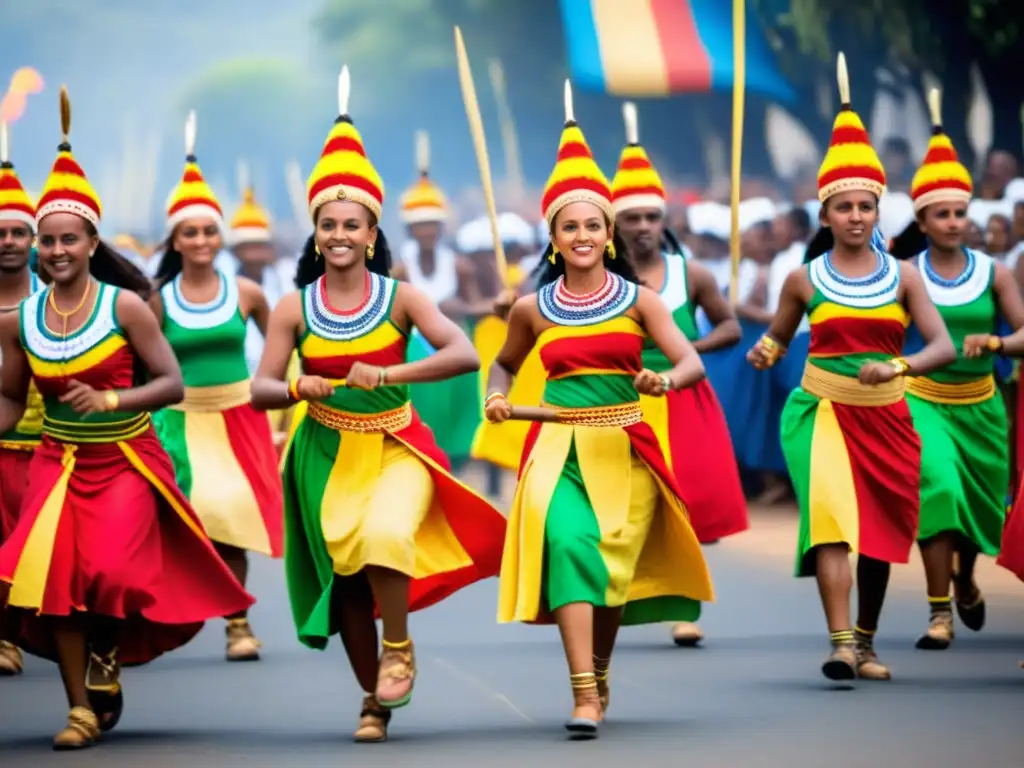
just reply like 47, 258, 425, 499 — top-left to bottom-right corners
376, 638, 416, 709
565, 672, 601, 740
226, 618, 262, 662
593, 655, 610, 714
354, 694, 391, 743
52, 707, 100, 751
0, 640, 23, 676
821, 643, 857, 683
86, 648, 124, 732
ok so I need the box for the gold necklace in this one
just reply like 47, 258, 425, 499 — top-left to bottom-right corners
48, 278, 93, 341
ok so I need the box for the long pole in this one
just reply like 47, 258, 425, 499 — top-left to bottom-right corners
728, 0, 746, 305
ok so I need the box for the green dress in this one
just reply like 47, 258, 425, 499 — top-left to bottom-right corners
905, 248, 1006, 554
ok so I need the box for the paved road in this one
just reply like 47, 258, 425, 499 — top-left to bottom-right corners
3, 512, 1023, 767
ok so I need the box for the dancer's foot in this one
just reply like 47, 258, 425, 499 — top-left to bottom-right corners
0, 640, 23, 676
915, 611, 954, 650
376, 638, 416, 709
593, 656, 610, 714
353, 694, 391, 743
855, 631, 891, 681
226, 618, 262, 662
821, 643, 857, 682
52, 707, 100, 751
86, 648, 124, 732
952, 578, 986, 632
671, 621, 704, 647
565, 672, 601, 740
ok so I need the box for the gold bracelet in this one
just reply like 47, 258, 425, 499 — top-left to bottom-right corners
889, 357, 911, 377
758, 334, 784, 367
484, 391, 507, 407
287, 378, 302, 402
659, 374, 673, 392
104, 390, 120, 412
986, 336, 1004, 353
378, 367, 388, 386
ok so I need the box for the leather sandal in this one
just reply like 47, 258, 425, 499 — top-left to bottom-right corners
376, 638, 416, 709
52, 707, 100, 751
565, 672, 601, 740
354, 694, 391, 743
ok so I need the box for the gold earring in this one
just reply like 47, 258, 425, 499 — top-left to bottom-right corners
605, 241, 616, 259
88, 250, 95, 258
366, 243, 375, 260
314, 243, 321, 259
549, 241, 557, 264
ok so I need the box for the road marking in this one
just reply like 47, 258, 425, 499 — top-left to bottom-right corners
432, 655, 534, 723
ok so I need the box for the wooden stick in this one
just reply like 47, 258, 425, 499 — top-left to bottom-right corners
454, 26, 509, 287
728, 0, 746, 306
507, 405, 561, 423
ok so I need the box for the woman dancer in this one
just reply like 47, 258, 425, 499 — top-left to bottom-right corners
486, 82, 713, 740
888, 90, 1023, 650
0, 125, 43, 677
150, 112, 282, 662
0, 87, 253, 750
747, 55, 954, 683
250, 67, 506, 744
610, 102, 746, 648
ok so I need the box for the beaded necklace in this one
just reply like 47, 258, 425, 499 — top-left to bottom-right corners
918, 247, 991, 307
304, 271, 395, 341
809, 249, 900, 308
537, 270, 637, 326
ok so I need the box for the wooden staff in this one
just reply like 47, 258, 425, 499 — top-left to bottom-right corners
728, 0, 746, 306
507, 405, 561, 423
454, 25, 509, 288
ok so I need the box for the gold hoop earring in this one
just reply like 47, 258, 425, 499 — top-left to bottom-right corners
548, 241, 558, 264
366, 243, 375, 260
314, 243, 321, 259
605, 241, 617, 260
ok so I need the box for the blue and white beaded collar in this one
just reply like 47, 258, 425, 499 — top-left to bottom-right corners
809, 250, 900, 308
304, 272, 396, 340
918, 247, 992, 307
537, 271, 638, 326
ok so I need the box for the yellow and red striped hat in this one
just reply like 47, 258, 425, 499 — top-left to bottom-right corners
0, 122, 35, 229
910, 89, 972, 212
35, 86, 103, 227
816, 53, 886, 203
165, 111, 224, 233
229, 161, 272, 244
399, 131, 448, 224
306, 66, 384, 221
610, 102, 666, 215
541, 80, 614, 226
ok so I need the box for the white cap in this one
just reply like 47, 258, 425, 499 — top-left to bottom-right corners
738, 197, 776, 232
455, 216, 493, 253
497, 212, 535, 248
877, 191, 915, 241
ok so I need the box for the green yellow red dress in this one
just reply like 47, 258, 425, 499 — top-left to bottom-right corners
152, 269, 284, 557
0, 281, 253, 664
904, 248, 1006, 554
498, 271, 714, 625
282, 272, 507, 649
780, 252, 921, 576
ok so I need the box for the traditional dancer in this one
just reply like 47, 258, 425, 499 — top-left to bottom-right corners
747, 55, 955, 683
888, 90, 1023, 650
150, 112, 283, 662
610, 103, 746, 648
396, 131, 481, 465
486, 82, 713, 740
0, 122, 43, 677
250, 66, 506, 743
0, 87, 253, 750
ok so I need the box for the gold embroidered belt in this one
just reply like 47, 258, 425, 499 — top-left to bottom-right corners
542, 401, 643, 427
801, 363, 905, 407
906, 374, 995, 405
168, 380, 252, 413
43, 412, 152, 444
307, 401, 413, 434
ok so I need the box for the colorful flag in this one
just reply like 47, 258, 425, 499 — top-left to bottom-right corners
559, 0, 794, 102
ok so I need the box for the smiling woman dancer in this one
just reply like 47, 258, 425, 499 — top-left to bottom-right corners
0, 87, 253, 751
887, 90, 1024, 651
485, 82, 713, 740
250, 67, 506, 744
748, 56, 955, 683
150, 112, 283, 663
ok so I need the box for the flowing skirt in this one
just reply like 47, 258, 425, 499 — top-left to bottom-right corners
640, 380, 748, 542
781, 388, 921, 576
0, 448, 32, 542
155, 400, 284, 557
498, 418, 714, 626
282, 406, 506, 649
0, 431, 254, 665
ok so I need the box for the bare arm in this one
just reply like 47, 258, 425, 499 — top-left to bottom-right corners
636, 287, 705, 389
486, 295, 539, 397
238, 277, 271, 336
113, 291, 185, 410
899, 262, 956, 375
747, 268, 810, 369
380, 283, 480, 385
969, 262, 1024, 357
251, 292, 305, 411
146, 289, 164, 327
0, 312, 29, 434
687, 260, 742, 353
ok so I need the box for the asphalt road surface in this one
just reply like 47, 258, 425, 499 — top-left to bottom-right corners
3, 510, 1023, 767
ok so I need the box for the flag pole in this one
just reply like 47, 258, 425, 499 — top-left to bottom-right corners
728, 0, 746, 306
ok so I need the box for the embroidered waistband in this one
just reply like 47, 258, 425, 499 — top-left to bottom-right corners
307, 401, 413, 434
906, 374, 995, 405
168, 379, 252, 413
542, 401, 643, 427
801, 363, 905, 407
42, 412, 152, 444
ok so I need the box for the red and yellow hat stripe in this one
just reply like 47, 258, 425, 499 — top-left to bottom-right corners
166, 111, 224, 232
35, 87, 102, 227
306, 66, 384, 221
400, 131, 448, 224
910, 89, 972, 212
816, 53, 886, 203
610, 102, 666, 214
0, 122, 35, 229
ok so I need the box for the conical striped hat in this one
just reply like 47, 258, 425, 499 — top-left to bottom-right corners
816, 53, 886, 203
910, 89, 972, 212
36, 86, 103, 227
0, 122, 35, 229
306, 66, 384, 221
166, 111, 224, 232
541, 80, 614, 226
610, 102, 666, 215
399, 131, 448, 224
229, 162, 272, 244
